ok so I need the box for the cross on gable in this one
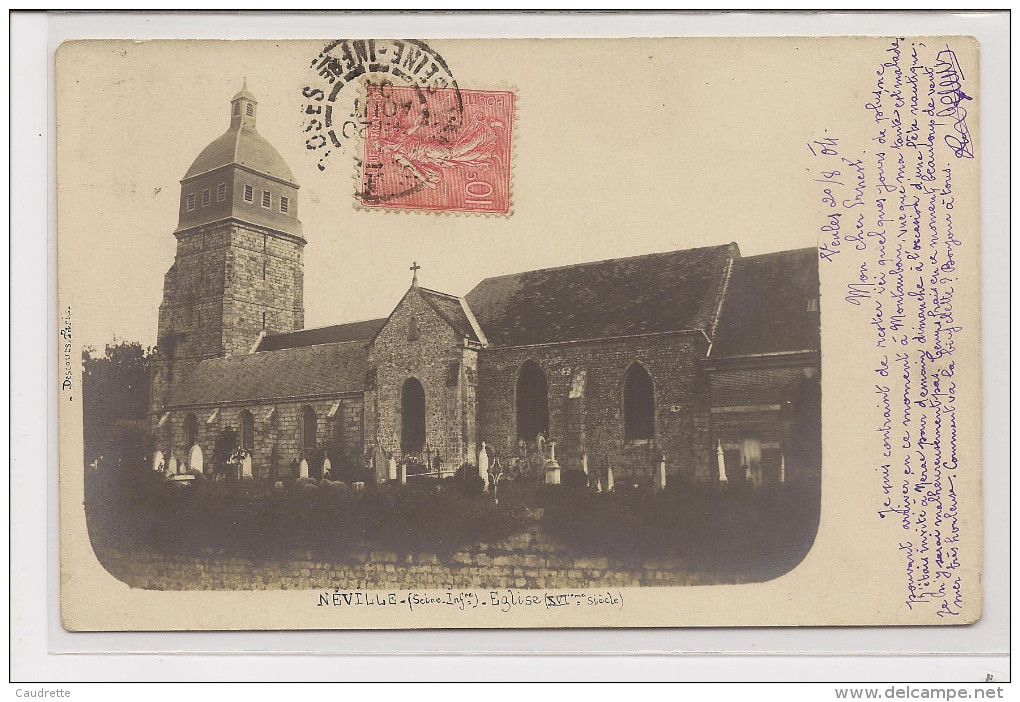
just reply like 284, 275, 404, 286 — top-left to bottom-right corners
410, 261, 421, 285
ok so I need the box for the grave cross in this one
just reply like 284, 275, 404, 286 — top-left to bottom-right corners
410, 261, 421, 286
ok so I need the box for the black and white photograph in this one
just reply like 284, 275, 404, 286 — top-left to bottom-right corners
54, 33, 982, 632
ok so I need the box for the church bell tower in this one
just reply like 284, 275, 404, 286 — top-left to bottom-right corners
150, 80, 306, 415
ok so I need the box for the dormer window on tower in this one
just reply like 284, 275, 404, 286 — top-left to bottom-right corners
186, 193, 196, 211
244, 185, 254, 202
262, 190, 271, 208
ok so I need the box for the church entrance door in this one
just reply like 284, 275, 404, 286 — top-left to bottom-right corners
401, 377, 426, 455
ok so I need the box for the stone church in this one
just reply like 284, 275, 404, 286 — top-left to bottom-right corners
149, 84, 821, 489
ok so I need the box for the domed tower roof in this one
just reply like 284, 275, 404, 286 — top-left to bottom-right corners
183, 79, 296, 184
175, 80, 303, 241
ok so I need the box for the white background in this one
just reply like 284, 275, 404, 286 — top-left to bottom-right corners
10, 10, 1011, 685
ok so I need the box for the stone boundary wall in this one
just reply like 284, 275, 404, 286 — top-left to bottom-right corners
95, 526, 739, 591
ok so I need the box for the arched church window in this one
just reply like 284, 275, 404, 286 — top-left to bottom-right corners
246, 103, 254, 117
407, 316, 419, 341
623, 363, 655, 441
516, 360, 549, 442
400, 378, 426, 454
239, 410, 255, 451
301, 405, 317, 449
233, 102, 241, 116
185, 413, 199, 449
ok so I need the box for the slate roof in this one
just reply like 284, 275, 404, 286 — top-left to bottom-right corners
464, 243, 738, 347
257, 319, 386, 352
418, 287, 482, 343
710, 248, 820, 358
184, 125, 296, 183
167, 340, 368, 407
232, 78, 257, 103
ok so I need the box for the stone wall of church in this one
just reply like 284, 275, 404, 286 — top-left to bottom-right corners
476, 332, 714, 486
221, 223, 304, 357
366, 289, 478, 470
151, 221, 305, 418
706, 356, 821, 485
158, 395, 365, 479
156, 226, 231, 366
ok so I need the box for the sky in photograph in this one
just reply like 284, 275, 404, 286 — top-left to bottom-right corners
57, 38, 847, 351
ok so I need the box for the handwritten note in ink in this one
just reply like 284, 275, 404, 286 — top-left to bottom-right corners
811, 38, 981, 622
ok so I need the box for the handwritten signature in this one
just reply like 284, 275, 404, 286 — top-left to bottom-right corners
934, 47, 974, 159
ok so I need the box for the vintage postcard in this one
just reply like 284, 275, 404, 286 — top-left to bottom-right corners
57, 36, 982, 630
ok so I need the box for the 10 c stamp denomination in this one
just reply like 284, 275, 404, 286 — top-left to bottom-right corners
360, 85, 515, 215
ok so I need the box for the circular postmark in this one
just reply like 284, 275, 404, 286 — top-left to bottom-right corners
300, 39, 462, 182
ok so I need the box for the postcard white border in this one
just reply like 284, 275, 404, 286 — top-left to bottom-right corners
11, 9, 1011, 682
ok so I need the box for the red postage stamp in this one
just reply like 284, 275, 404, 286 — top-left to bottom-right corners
359, 85, 515, 215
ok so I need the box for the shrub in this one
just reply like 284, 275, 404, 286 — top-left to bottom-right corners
323, 438, 369, 483
81, 342, 152, 468
534, 481, 591, 508
267, 444, 282, 482
492, 477, 539, 507
364, 489, 527, 557
560, 468, 588, 489
319, 479, 348, 493
302, 445, 327, 477
541, 483, 820, 577
85, 453, 818, 580
453, 462, 477, 479
402, 456, 430, 477
334, 464, 374, 485
211, 427, 238, 474
86, 474, 531, 562
448, 463, 484, 495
